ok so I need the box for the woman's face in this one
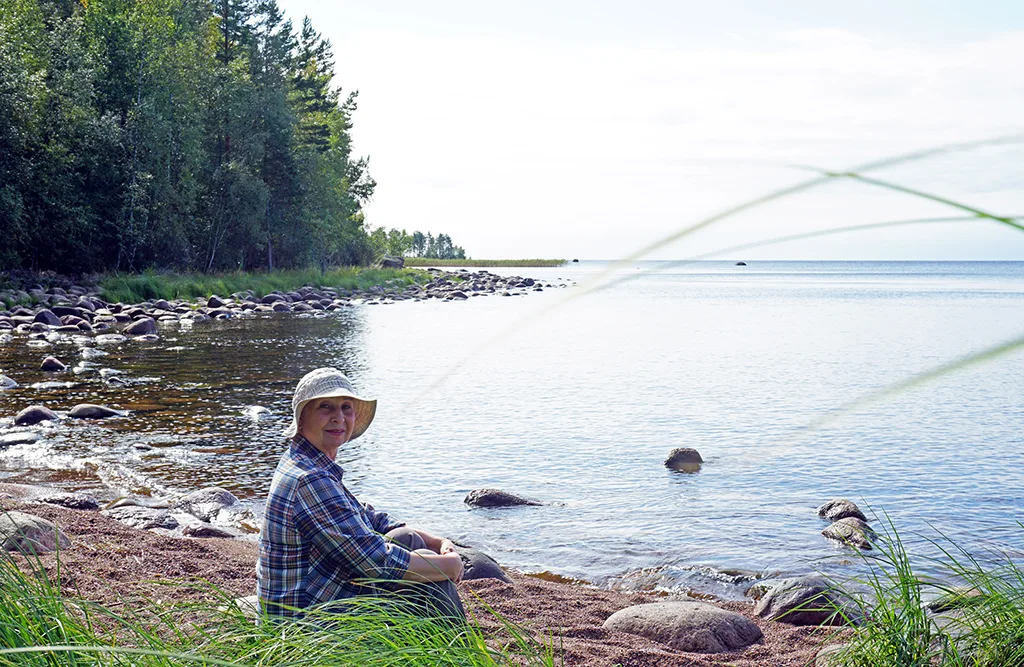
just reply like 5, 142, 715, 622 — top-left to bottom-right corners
298, 396, 356, 459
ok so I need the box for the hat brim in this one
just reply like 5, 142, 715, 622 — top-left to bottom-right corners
283, 391, 377, 441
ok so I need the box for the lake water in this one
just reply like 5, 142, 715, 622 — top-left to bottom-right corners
1, 261, 1022, 598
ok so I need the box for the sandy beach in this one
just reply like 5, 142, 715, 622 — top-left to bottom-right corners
2, 499, 840, 667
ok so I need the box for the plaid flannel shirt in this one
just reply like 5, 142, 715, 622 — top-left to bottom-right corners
257, 436, 410, 618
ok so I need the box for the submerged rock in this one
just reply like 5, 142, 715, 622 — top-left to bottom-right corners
604, 601, 763, 653
754, 577, 859, 626
80, 347, 108, 359
0, 432, 41, 447
665, 447, 703, 472
0, 375, 18, 390
0, 510, 71, 553
817, 498, 867, 522
464, 488, 542, 508
822, 517, 875, 550
14, 405, 59, 426
68, 404, 126, 419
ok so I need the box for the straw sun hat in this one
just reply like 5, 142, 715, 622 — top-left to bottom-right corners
283, 368, 377, 441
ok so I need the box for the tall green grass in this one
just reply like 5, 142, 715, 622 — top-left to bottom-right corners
99, 268, 431, 304
0, 550, 553, 667
829, 519, 1024, 667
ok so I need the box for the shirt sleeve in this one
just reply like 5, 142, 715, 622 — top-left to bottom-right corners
360, 500, 406, 535
294, 472, 410, 581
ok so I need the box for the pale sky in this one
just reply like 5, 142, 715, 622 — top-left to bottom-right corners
278, 0, 1024, 260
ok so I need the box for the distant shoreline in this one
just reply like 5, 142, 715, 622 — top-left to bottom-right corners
402, 258, 567, 267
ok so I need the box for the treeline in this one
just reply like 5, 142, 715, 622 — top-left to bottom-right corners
0, 0, 377, 274
369, 228, 467, 260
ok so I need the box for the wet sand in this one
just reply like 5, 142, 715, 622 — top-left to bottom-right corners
2, 500, 839, 666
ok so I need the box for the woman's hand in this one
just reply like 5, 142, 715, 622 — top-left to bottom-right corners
439, 538, 457, 554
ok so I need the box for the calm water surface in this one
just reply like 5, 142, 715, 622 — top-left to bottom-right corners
1, 261, 1022, 597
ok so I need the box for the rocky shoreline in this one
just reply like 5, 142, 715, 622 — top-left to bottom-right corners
0, 488, 844, 666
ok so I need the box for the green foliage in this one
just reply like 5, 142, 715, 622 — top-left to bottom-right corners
370, 228, 468, 260
830, 517, 1024, 667
99, 267, 429, 303
0, 546, 554, 666
0, 0, 375, 274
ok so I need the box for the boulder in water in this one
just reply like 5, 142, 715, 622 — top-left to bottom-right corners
40, 356, 66, 372
0, 432, 41, 447
68, 404, 126, 419
665, 447, 703, 472
14, 405, 59, 426
817, 498, 867, 522
124, 317, 157, 336
822, 517, 875, 550
464, 488, 542, 508
754, 576, 859, 626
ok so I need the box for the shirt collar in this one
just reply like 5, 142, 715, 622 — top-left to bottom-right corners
292, 436, 345, 475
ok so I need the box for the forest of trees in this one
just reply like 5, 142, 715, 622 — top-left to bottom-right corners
369, 228, 467, 260
0, 0, 382, 274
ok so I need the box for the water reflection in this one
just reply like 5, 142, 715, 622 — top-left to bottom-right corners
0, 312, 366, 498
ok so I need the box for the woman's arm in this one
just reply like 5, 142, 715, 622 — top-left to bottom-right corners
402, 550, 464, 583
405, 527, 457, 554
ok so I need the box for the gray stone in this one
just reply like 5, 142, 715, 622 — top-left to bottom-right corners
260, 293, 287, 304
175, 486, 239, 522
448, 290, 468, 299
0, 510, 71, 553
378, 255, 404, 269
603, 601, 763, 653
235, 594, 259, 618
822, 517, 875, 550
33, 310, 61, 327
182, 523, 239, 538
102, 506, 178, 530
665, 447, 704, 472
464, 488, 542, 508
124, 317, 157, 336
207, 295, 226, 308
94, 333, 127, 345
80, 347, 108, 359
14, 405, 59, 426
272, 302, 291, 312
68, 404, 126, 419
817, 499, 867, 522
0, 432, 41, 447
0, 375, 18, 390
753, 576, 859, 626
36, 492, 100, 511
456, 545, 512, 583
40, 356, 66, 372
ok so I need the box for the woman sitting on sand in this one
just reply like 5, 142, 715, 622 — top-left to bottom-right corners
257, 367, 465, 620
